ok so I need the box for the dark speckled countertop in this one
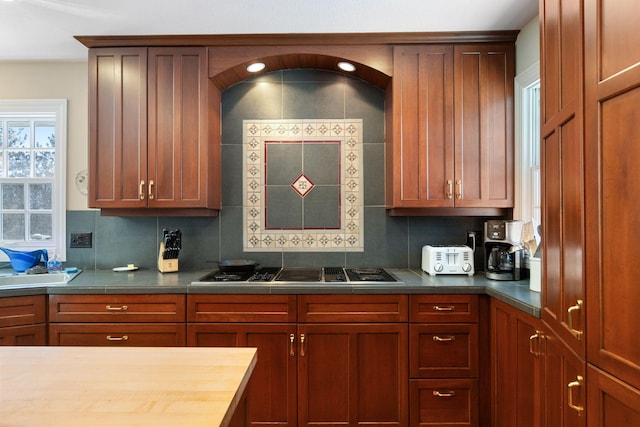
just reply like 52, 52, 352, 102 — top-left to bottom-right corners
0, 268, 541, 317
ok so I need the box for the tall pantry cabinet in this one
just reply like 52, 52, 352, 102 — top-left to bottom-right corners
541, 0, 640, 426
583, 0, 640, 425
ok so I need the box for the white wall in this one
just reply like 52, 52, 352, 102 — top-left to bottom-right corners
0, 61, 89, 211
516, 16, 540, 75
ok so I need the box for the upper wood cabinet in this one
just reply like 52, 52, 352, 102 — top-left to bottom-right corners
387, 43, 514, 214
88, 47, 220, 216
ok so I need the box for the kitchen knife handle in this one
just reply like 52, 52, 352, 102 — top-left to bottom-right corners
148, 180, 154, 200
139, 180, 145, 200
567, 299, 584, 339
567, 375, 584, 416
289, 334, 295, 356
446, 179, 453, 199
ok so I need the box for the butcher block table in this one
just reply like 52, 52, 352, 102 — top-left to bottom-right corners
0, 346, 257, 427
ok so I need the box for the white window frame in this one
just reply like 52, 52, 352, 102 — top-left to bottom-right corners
0, 99, 67, 262
514, 62, 540, 229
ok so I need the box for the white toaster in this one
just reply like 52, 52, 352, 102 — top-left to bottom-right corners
421, 245, 475, 276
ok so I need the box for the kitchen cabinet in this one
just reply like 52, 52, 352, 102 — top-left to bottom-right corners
490, 298, 541, 427
48, 294, 186, 346
188, 294, 408, 427
586, 365, 640, 427
0, 295, 46, 345
409, 294, 483, 427
88, 47, 220, 216
187, 294, 298, 427
584, 0, 640, 393
387, 43, 514, 215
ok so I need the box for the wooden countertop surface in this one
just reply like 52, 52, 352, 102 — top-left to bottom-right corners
0, 346, 257, 427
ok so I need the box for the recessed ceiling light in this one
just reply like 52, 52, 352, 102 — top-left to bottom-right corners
246, 62, 265, 73
338, 61, 356, 72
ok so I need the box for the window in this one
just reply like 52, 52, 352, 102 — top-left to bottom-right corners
0, 100, 67, 261
514, 63, 541, 230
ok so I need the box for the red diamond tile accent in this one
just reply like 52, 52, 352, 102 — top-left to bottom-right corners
290, 173, 315, 197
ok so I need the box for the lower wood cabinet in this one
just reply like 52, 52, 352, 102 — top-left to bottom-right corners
0, 295, 46, 345
188, 294, 408, 427
409, 294, 483, 427
490, 298, 541, 427
48, 294, 186, 346
587, 364, 640, 427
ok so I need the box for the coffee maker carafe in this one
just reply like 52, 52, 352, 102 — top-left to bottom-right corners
484, 220, 528, 281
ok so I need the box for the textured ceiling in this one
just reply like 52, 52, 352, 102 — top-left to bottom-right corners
0, 0, 538, 61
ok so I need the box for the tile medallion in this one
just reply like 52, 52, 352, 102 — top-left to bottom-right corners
243, 119, 364, 252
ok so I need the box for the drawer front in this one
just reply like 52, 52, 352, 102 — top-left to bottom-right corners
49, 294, 185, 322
410, 323, 479, 378
410, 295, 479, 323
298, 294, 408, 323
0, 324, 47, 346
49, 323, 186, 346
0, 295, 46, 327
188, 294, 297, 323
410, 379, 478, 427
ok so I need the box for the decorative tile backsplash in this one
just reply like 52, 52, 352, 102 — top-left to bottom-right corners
243, 119, 364, 252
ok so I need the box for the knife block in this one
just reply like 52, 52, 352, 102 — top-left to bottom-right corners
157, 242, 179, 273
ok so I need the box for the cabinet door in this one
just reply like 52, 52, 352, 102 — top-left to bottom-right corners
389, 45, 454, 208
0, 324, 46, 345
297, 323, 408, 427
541, 332, 586, 427
540, 0, 586, 359
584, 0, 640, 390
491, 299, 541, 427
587, 364, 640, 427
453, 44, 514, 208
188, 323, 297, 427
88, 47, 148, 208
148, 47, 212, 208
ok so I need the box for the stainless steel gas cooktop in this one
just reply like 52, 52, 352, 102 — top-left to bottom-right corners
192, 267, 399, 285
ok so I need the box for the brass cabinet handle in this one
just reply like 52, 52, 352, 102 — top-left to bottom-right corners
432, 335, 455, 342
289, 333, 295, 356
567, 375, 584, 416
433, 390, 455, 398
106, 335, 129, 341
106, 305, 128, 311
148, 180, 154, 200
455, 179, 462, 199
529, 332, 542, 357
567, 299, 584, 339
446, 179, 453, 199
433, 305, 455, 312
139, 180, 145, 200
299, 333, 305, 357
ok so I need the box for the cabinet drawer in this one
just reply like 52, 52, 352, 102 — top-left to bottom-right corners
49, 294, 185, 322
410, 294, 479, 323
49, 323, 186, 346
410, 323, 479, 378
0, 324, 47, 346
0, 295, 46, 327
298, 294, 408, 323
188, 294, 297, 323
410, 379, 478, 427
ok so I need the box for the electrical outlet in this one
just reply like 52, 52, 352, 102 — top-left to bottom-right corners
70, 232, 92, 248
